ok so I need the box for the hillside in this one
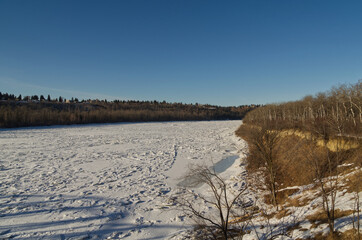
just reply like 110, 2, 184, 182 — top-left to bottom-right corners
234, 81, 361, 239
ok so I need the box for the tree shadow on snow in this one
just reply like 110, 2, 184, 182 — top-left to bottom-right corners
0, 193, 182, 239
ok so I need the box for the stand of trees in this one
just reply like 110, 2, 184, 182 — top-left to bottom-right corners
242, 80, 361, 136
0, 93, 257, 128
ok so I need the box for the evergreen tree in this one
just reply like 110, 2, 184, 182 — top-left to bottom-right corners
31, 95, 39, 101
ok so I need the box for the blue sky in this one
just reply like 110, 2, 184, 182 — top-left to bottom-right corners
0, 0, 361, 106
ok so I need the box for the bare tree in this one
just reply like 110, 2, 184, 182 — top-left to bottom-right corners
249, 127, 281, 208
306, 119, 351, 235
352, 182, 361, 240
171, 165, 248, 240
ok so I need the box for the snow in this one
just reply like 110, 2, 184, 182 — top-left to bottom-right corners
239, 169, 362, 240
0, 120, 245, 239
1, 120, 360, 239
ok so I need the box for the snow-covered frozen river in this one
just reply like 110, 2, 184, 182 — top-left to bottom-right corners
0, 120, 246, 239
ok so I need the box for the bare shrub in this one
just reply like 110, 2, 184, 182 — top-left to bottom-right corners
171, 164, 248, 240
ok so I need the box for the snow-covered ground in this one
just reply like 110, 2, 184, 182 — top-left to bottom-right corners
0, 120, 246, 239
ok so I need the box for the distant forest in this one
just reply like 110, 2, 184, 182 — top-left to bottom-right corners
0, 93, 258, 128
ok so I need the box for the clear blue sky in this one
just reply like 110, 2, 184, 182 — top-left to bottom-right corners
1, 0, 361, 106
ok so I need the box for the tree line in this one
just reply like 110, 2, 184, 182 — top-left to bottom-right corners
0, 92, 79, 103
0, 93, 258, 128
242, 80, 361, 136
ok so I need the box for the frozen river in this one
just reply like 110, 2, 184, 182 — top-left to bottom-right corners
0, 121, 246, 239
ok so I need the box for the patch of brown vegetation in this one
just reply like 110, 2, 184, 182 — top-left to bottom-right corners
263, 187, 300, 206
343, 146, 362, 194
308, 232, 334, 240
307, 229, 360, 240
277, 188, 300, 204
338, 228, 361, 240
228, 213, 253, 224
276, 135, 316, 187
274, 208, 292, 219
307, 209, 354, 228
258, 207, 292, 220
345, 170, 362, 194
237, 124, 360, 193
285, 195, 312, 208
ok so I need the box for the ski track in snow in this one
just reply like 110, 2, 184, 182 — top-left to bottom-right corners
0, 121, 244, 239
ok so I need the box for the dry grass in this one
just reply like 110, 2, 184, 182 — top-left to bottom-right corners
274, 208, 292, 219
277, 188, 300, 203
347, 176, 362, 195
285, 194, 313, 208
228, 213, 253, 224
258, 207, 293, 220
307, 209, 354, 229
276, 135, 316, 187
263, 187, 300, 206
306, 229, 360, 240
343, 145, 362, 194
338, 229, 361, 240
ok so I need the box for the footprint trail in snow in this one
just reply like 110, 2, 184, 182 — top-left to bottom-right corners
0, 121, 245, 239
